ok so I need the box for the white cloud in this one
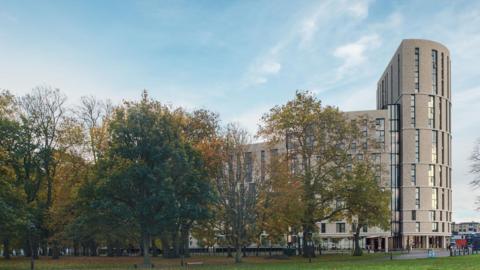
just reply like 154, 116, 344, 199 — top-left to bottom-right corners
229, 105, 272, 138
333, 34, 382, 79
346, 0, 371, 19
299, 0, 372, 47
246, 59, 282, 86
245, 0, 374, 86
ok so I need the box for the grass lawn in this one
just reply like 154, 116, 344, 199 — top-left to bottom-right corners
1, 254, 479, 270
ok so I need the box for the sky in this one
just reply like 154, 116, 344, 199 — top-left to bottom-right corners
0, 0, 479, 222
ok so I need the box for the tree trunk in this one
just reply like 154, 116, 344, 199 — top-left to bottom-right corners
52, 241, 60, 259
227, 246, 232, 257
107, 244, 114, 257
151, 239, 158, 257
73, 242, 79, 256
115, 241, 123, 257
142, 231, 151, 267
180, 226, 190, 257
161, 236, 169, 258
353, 225, 363, 256
3, 238, 11, 259
297, 233, 302, 256
90, 240, 98, 256
234, 244, 241, 263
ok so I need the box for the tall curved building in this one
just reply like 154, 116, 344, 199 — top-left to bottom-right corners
377, 39, 452, 249
215, 39, 454, 252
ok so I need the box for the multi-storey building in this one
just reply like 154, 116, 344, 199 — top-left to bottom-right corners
452, 222, 480, 235
242, 39, 452, 250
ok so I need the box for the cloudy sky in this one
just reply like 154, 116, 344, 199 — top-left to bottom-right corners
1, 0, 479, 222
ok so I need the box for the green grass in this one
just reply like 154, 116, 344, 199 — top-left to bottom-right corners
1, 254, 479, 270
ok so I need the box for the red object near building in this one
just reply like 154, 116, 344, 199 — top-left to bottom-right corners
456, 239, 467, 248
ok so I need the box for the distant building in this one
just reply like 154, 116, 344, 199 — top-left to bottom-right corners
452, 222, 480, 235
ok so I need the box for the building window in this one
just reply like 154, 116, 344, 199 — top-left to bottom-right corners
440, 211, 443, 221
357, 154, 364, 160
428, 96, 435, 128
441, 132, 445, 164
410, 95, 415, 127
446, 102, 449, 134
449, 168, 452, 189
260, 150, 265, 181
442, 222, 445, 232
430, 210, 436, 221
442, 190, 445, 209
415, 188, 420, 209
429, 165, 435, 186
432, 50, 438, 94
321, 223, 326, 233
441, 52, 444, 96
447, 56, 450, 99
375, 118, 385, 146
415, 130, 420, 163
412, 210, 416, 221
411, 164, 416, 185
336, 223, 346, 233
270, 148, 278, 160
245, 152, 253, 182
291, 156, 299, 175
362, 119, 368, 137
446, 167, 449, 188
439, 166, 443, 187
432, 130, 438, 163
432, 222, 439, 232
439, 99, 442, 130
432, 188, 438, 209
363, 226, 368, 233
416, 222, 421, 232
449, 101, 452, 131
415, 48, 420, 92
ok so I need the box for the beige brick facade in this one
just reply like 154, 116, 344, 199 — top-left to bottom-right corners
241, 39, 452, 251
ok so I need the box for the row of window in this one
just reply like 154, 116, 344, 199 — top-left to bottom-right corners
321, 220, 450, 234
412, 210, 452, 222
414, 222, 449, 233
414, 47, 450, 98
411, 94, 451, 132
319, 223, 367, 234
413, 129, 451, 166
415, 187, 450, 210
412, 164, 450, 187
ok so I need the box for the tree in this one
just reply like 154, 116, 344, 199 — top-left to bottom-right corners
76, 96, 112, 164
343, 160, 390, 256
97, 92, 215, 266
471, 138, 480, 206
214, 124, 258, 263
0, 90, 28, 260
256, 154, 303, 254
258, 91, 357, 256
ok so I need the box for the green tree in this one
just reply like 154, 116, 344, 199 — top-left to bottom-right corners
98, 92, 215, 265
258, 91, 357, 256
344, 160, 390, 256
256, 154, 303, 254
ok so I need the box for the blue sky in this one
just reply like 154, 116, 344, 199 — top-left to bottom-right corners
1, 0, 479, 222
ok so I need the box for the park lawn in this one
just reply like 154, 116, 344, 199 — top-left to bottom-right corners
0, 254, 479, 270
